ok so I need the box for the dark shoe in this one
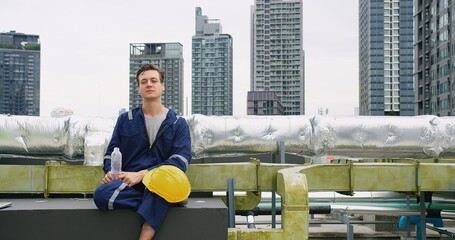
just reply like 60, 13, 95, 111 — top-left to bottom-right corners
175, 198, 188, 207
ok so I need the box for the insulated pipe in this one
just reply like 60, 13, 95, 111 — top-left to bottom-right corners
5, 114, 455, 164
426, 225, 455, 238
236, 205, 331, 216
236, 200, 455, 216
246, 211, 256, 229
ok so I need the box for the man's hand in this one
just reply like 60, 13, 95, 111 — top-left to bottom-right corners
118, 170, 148, 187
101, 170, 148, 187
101, 171, 115, 184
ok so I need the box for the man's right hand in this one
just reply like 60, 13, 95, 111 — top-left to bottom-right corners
101, 172, 115, 184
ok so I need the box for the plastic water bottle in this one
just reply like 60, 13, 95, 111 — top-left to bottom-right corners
111, 147, 122, 178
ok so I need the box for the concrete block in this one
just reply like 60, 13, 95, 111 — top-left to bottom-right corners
0, 198, 227, 240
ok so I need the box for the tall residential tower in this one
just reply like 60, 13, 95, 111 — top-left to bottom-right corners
415, 0, 453, 116
192, 7, 233, 115
129, 43, 184, 114
359, 0, 415, 116
250, 0, 305, 115
0, 31, 40, 116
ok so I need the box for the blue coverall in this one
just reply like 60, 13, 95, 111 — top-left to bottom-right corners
93, 107, 192, 231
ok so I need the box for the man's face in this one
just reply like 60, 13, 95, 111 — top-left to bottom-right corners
138, 70, 164, 100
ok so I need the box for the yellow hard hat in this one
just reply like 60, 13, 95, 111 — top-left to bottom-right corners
142, 165, 191, 203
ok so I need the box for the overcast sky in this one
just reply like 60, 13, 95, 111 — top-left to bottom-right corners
2, 0, 358, 117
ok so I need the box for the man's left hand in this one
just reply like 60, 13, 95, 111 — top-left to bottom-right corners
118, 170, 148, 187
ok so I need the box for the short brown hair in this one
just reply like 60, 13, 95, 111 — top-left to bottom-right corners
136, 64, 165, 86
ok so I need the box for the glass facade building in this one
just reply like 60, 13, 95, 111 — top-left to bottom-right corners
0, 31, 40, 116
359, 0, 415, 116
251, 0, 305, 115
192, 7, 233, 116
129, 43, 184, 114
415, 0, 454, 116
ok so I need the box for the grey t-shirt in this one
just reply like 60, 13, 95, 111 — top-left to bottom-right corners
145, 108, 169, 144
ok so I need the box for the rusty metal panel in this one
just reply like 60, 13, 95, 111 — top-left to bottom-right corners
257, 162, 297, 191
0, 165, 45, 192
420, 163, 455, 191
46, 165, 104, 194
301, 164, 351, 192
352, 163, 417, 192
233, 228, 284, 240
187, 162, 258, 192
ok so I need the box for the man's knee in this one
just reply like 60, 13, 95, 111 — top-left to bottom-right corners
93, 184, 109, 210
93, 180, 129, 210
93, 182, 121, 210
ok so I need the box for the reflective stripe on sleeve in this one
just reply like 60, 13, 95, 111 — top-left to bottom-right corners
128, 110, 133, 120
170, 154, 189, 170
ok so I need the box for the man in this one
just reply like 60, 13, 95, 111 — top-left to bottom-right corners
93, 64, 192, 239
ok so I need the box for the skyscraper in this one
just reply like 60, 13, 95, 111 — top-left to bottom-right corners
0, 30, 40, 116
415, 0, 452, 116
192, 7, 233, 116
247, 91, 284, 115
129, 43, 184, 114
359, 0, 414, 116
251, 0, 305, 115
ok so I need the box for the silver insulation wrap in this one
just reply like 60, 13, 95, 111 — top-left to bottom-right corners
1, 114, 455, 165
